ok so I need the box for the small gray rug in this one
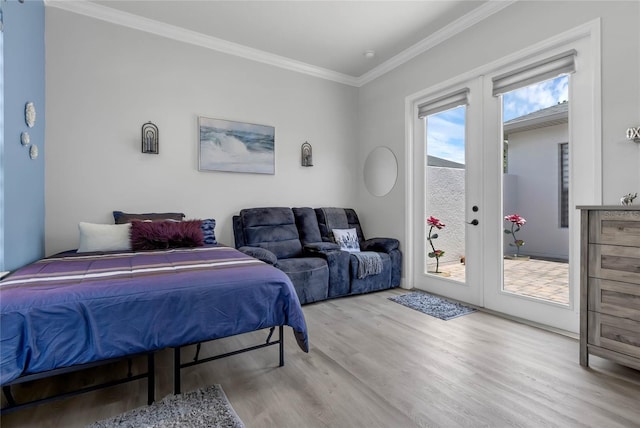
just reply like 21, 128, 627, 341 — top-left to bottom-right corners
389, 291, 476, 320
88, 384, 245, 428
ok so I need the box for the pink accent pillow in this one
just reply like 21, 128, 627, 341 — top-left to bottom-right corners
130, 220, 204, 251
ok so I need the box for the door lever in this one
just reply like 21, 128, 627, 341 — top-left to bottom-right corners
467, 219, 479, 226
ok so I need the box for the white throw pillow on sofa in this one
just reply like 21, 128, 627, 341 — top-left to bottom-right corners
77, 222, 132, 253
332, 228, 360, 253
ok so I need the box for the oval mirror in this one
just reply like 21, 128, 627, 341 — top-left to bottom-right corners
364, 146, 398, 197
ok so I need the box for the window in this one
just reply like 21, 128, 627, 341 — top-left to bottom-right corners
420, 89, 468, 280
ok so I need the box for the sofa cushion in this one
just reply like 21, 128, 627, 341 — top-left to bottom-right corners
293, 207, 323, 245
277, 256, 327, 273
304, 242, 340, 253
344, 209, 366, 242
315, 208, 365, 243
361, 237, 399, 253
277, 257, 329, 304
240, 207, 302, 259
349, 252, 392, 294
238, 246, 278, 265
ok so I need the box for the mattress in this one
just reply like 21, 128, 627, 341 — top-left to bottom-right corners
0, 245, 309, 385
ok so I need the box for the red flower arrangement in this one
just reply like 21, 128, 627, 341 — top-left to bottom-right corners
504, 214, 526, 257
427, 216, 446, 273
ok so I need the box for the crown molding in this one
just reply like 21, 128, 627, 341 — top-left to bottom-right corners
45, 0, 516, 88
356, 0, 518, 86
44, 0, 360, 87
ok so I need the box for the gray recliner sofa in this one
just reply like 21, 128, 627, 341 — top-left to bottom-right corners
232, 206, 401, 305
315, 207, 402, 295
232, 207, 348, 304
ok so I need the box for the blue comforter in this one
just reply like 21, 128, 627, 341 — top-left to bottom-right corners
0, 245, 309, 385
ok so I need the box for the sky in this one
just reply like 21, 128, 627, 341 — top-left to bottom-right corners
427, 75, 569, 165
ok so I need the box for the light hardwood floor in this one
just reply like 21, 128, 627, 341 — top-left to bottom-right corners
2, 288, 640, 427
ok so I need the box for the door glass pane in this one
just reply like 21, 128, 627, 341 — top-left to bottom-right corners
425, 106, 466, 283
501, 75, 570, 305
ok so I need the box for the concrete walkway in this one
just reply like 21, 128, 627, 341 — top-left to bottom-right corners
431, 257, 570, 305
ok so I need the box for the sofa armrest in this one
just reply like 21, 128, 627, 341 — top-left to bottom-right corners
304, 242, 341, 253
305, 245, 350, 298
238, 246, 278, 265
361, 238, 399, 253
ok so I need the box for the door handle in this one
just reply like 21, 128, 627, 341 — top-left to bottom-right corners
467, 219, 479, 226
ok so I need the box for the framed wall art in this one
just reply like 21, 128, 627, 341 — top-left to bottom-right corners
198, 116, 275, 174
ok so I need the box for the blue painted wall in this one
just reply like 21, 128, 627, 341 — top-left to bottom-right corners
2, 0, 45, 271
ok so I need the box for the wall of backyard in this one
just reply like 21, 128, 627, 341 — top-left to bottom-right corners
505, 123, 570, 260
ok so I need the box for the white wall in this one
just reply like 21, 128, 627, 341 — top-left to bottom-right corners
357, 1, 640, 263
44, 2, 640, 259
45, 8, 358, 254
505, 124, 570, 260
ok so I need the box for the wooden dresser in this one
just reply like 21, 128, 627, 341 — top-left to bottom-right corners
579, 206, 640, 370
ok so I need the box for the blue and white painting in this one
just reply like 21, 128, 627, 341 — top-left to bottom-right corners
199, 117, 275, 174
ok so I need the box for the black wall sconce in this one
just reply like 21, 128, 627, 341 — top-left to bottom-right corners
301, 141, 313, 167
142, 122, 159, 154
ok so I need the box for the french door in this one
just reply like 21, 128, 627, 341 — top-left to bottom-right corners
407, 28, 600, 333
410, 78, 484, 307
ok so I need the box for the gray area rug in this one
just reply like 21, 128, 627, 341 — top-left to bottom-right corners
389, 291, 477, 320
88, 384, 245, 428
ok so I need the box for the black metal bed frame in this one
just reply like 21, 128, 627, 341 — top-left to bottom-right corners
1, 353, 155, 415
0, 325, 285, 414
173, 325, 284, 394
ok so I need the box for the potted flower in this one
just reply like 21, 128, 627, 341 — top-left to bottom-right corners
504, 213, 528, 260
427, 216, 447, 274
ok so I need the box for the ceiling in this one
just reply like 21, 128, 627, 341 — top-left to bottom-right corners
60, 1, 514, 86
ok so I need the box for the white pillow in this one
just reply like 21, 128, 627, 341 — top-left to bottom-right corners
77, 222, 132, 253
332, 228, 360, 253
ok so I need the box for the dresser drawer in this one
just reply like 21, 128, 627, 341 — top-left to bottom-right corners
588, 311, 640, 359
589, 210, 640, 246
588, 278, 640, 322
588, 244, 640, 284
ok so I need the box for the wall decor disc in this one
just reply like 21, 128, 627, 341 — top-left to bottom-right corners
21, 132, 30, 146
25, 102, 36, 128
29, 144, 38, 160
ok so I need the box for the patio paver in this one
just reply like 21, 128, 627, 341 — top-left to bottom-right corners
429, 257, 570, 305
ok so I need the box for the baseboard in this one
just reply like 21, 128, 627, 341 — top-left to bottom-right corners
475, 306, 579, 340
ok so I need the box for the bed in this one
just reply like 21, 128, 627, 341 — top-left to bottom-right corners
0, 244, 309, 412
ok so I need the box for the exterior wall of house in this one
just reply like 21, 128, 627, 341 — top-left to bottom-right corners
426, 166, 465, 268
504, 124, 570, 260
44, 7, 358, 255
425, 146, 572, 267
357, 1, 639, 270
2, 0, 46, 271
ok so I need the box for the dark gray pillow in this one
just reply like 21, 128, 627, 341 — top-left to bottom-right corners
113, 211, 185, 224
